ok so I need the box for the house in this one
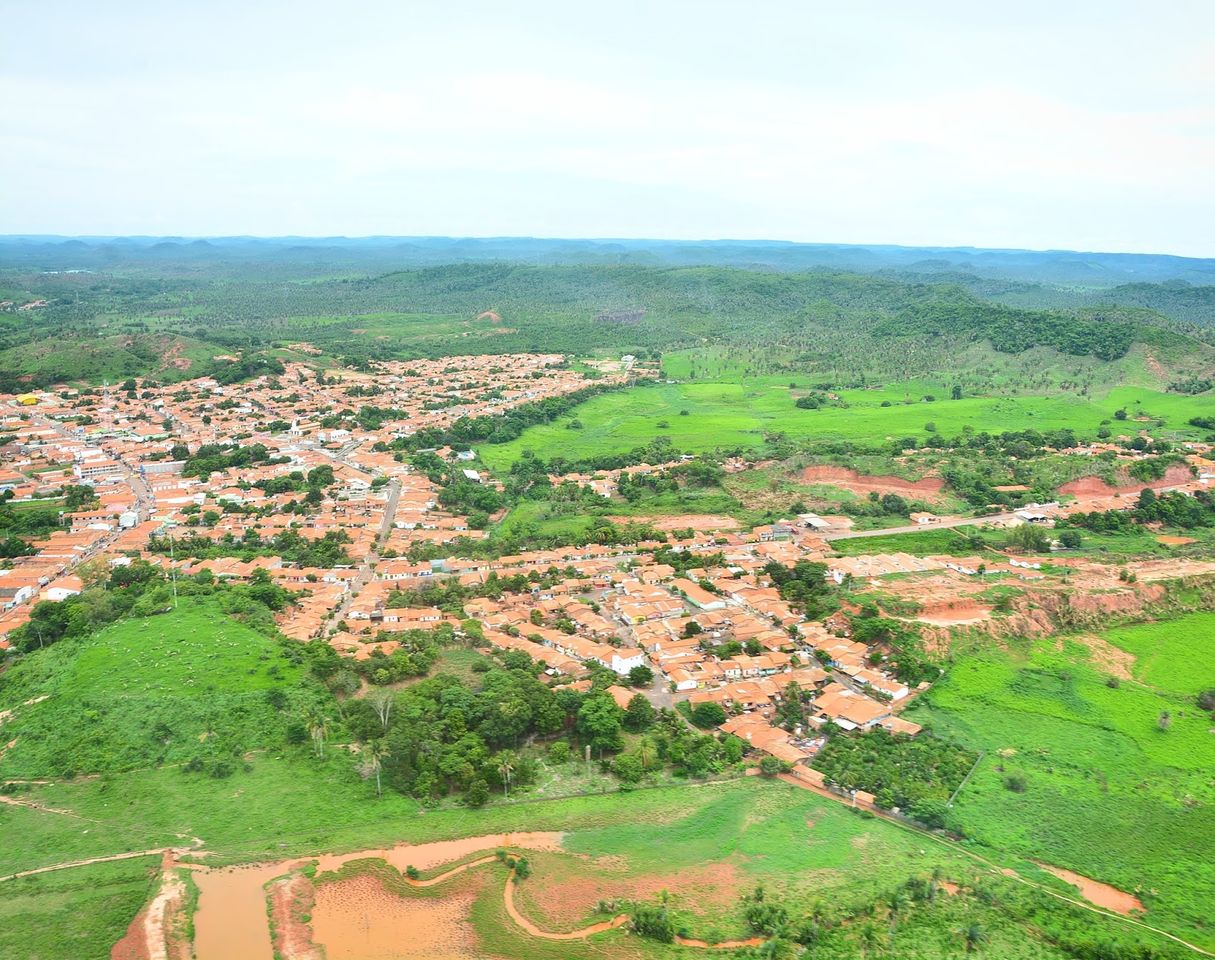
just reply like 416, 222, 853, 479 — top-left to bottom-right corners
43, 575, 84, 602
671, 578, 726, 611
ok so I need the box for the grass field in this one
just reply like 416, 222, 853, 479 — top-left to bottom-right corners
0, 858, 158, 960
828, 527, 985, 556
1, 774, 1178, 959
908, 614, 1215, 949
1102, 613, 1215, 695
477, 376, 1212, 471
0, 599, 305, 778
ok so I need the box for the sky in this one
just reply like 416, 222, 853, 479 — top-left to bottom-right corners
3, 0, 1214, 256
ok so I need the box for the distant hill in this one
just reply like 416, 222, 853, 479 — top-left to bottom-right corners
3, 235, 1215, 287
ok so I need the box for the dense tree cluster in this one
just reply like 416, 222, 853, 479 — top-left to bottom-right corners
811, 728, 977, 827
1062, 488, 1215, 533
764, 559, 836, 619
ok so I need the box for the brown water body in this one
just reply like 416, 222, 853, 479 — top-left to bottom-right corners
192, 863, 289, 960
189, 833, 564, 960
311, 872, 481, 960
313, 831, 563, 875
1037, 863, 1144, 915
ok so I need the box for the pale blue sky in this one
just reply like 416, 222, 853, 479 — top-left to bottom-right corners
4, 1, 1213, 255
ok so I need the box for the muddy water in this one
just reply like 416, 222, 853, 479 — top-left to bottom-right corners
193, 863, 289, 960
1038, 863, 1144, 915
313, 831, 563, 875
189, 833, 564, 960
312, 872, 480, 960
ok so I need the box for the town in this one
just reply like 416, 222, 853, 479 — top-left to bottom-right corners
3, 350, 1211, 807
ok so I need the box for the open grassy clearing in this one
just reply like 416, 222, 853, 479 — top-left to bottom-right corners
477, 376, 1212, 471
3, 763, 1204, 958
1101, 613, 1215, 696
0, 857, 158, 960
0, 599, 305, 778
908, 614, 1215, 950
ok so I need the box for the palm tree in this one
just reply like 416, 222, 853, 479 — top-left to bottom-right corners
497, 752, 516, 799
637, 736, 657, 771
365, 740, 389, 797
304, 706, 329, 759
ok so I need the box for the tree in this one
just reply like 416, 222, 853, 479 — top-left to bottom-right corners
614, 752, 643, 784
759, 755, 783, 777
636, 736, 657, 771
364, 740, 389, 797
691, 701, 727, 728
577, 695, 624, 757
624, 694, 656, 732
496, 751, 517, 798
466, 779, 489, 807
368, 688, 394, 732
960, 923, 989, 953
628, 664, 654, 687
1056, 529, 1082, 549
304, 706, 329, 758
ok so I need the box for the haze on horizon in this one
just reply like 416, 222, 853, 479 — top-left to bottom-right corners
3, 0, 1213, 258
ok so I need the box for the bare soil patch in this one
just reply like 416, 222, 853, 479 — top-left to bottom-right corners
1059, 464, 1193, 499
800, 466, 945, 500
1073, 634, 1136, 681
1037, 863, 1143, 915
1156, 535, 1197, 546
111, 864, 189, 960
608, 513, 740, 531
916, 600, 993, 627
518, 854, 742, 930
268, 873, 323, 960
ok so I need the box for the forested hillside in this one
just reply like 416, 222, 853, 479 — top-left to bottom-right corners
1, 248, 1213, 387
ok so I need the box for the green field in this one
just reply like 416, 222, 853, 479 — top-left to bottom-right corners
477, 377, 1212, 471
908, 614, 1215, 949
0, 858, 158, 960
1102, 613, 1215, 695
0, 599, 305, 778
0, 772, 1188, 959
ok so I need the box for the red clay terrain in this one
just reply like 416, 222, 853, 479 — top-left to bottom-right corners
1058, 463, 1193, 498
267, 873, 323, 960
800, 466, 945, 500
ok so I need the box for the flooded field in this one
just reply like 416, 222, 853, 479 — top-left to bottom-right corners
193, 862, 292, 960
312, 872, 483, 960
188, 833, 564, 960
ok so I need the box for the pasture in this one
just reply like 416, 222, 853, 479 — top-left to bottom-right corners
908, 616, 1215, 950
0, 599, 304, 779
1, 774, 1175, 959
477, 375, 1212, 472
0, 858, 159, 960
